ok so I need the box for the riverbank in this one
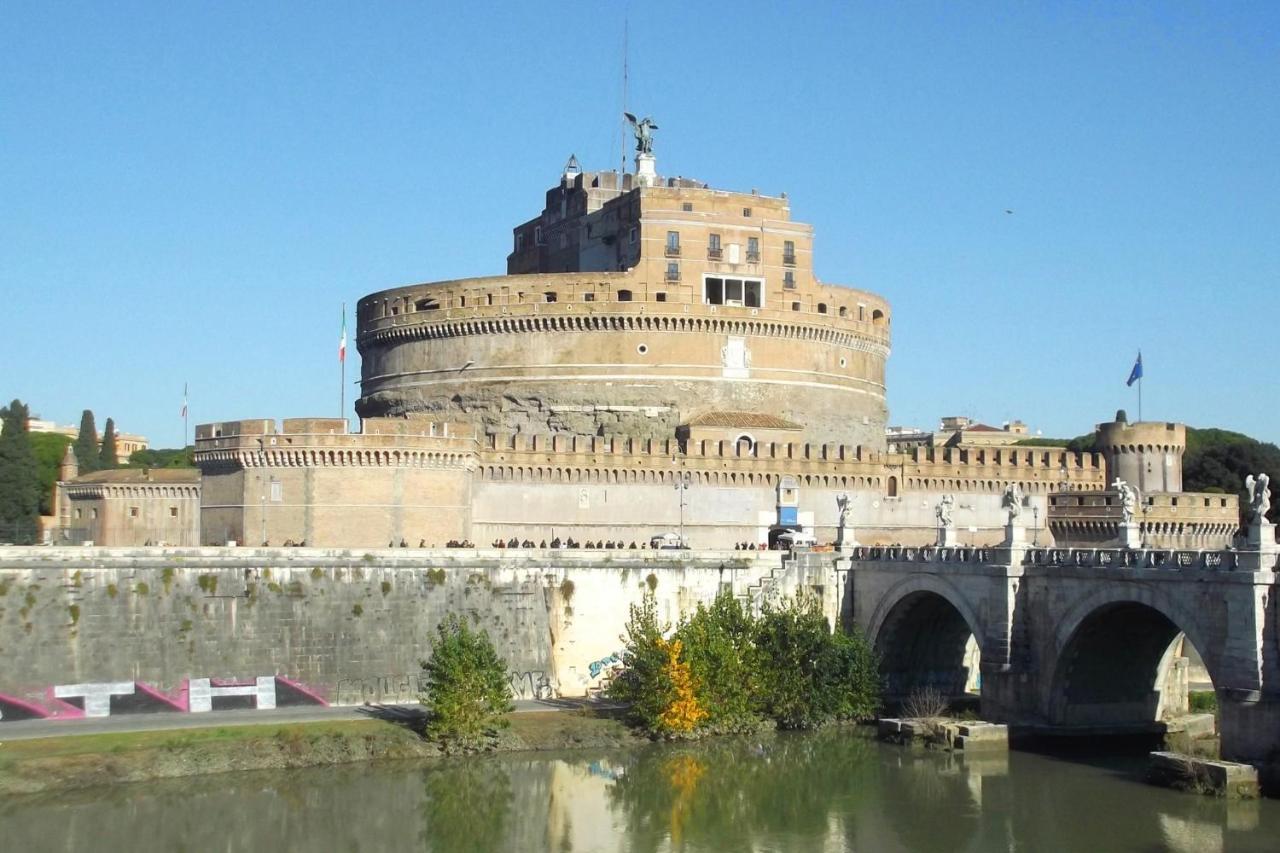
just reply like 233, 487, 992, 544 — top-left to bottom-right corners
0, 711, 638, 795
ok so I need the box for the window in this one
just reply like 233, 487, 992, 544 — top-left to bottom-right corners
708, 233, 722, 259
742, 207, 752, 217
682, 202, 693, 212
791, 301, 801, 311
485, 293, 494, 306
637, 344, 648, 354
559, 233, 567, 249
534, 225, 543, 245
655, 292, 668, 302
271, 481, 283, 502
703, 276, 763, 307
515, 233, 524, 251
617, 289, 633, 302
838, 306, 848, 318
170, 507, 179, 518
665, 231, 681, 256
665, 262, 680, 281
783, 270, 795, 289
414, 298, 439, 311
783, 240, 796, 265
91, 508, 98, 519
628, 227, 637, 244
582, 292, 596, 302
817, 303, 828, 314
858, 304, 865, 321
746, 237, 760, 262
544, 291, 558, 303
130, 507, 139, 518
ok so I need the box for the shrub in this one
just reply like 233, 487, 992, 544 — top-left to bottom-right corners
1189, 690, 1218, 714
675, 590, 765, 732
756, 596, 879, 729
657, 638, 707, 733
608, 593, 676, 732
420, 613, 513, 750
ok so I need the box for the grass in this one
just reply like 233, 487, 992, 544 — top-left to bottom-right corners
0, 720, 396, 762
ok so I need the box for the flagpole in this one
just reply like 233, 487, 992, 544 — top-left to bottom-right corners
340, 303, 346, 428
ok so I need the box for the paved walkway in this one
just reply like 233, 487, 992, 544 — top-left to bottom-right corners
0, 699, 608, 742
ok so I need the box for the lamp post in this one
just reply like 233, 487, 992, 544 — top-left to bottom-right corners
1032, 504, 1040, 546
674, 471, 690, 547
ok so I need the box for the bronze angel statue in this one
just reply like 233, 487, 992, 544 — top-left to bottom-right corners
624, 113, 658, 155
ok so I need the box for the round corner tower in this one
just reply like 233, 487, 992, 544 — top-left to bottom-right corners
1095, 410, 1186, 494
355, 160, 891, 448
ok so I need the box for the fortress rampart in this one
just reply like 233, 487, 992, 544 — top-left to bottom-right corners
194, 417, 1108, 548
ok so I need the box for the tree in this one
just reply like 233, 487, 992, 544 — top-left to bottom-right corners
1184, 427, 1280, 524
73, 410, 99, 474
98, 417, 119, 470
0, 400, 42, 543
127, 446, 195, 468
419, 613, 513, 750
30, 432, 72, 515
675, 590, 766, 732
755, 596, 879, 729
608, 593, 677, 732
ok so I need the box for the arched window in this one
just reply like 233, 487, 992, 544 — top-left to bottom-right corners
838, 306, 848, 318
415, 298, 439, 311
887, 475, 898, 497
872, 309, 886, 326
817, 303, 828, 314
617, 289, 633, 302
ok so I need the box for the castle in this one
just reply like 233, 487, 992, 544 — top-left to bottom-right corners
178, 142, 1236, 551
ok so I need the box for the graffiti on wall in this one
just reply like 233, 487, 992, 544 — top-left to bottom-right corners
0, 675, 328, 722
508, 670, 554, 700
1, 667, 562, 722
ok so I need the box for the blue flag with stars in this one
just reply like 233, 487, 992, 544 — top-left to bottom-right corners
1126, 352, 1143, 387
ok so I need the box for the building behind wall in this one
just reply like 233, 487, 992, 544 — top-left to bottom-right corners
52, 446, 199, 546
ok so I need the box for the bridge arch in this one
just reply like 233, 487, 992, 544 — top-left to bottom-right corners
1043, 583, 1221, 729
868, 575, 985, 701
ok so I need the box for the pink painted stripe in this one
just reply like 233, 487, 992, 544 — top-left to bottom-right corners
43, 688, 86, 719
0, 692, 51, 719
275, 676, 329, 706
134, 681, 185, 712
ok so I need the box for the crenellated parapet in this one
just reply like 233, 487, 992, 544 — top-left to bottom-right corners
194, 417, 477, 472
1048, 489, 1239, 549
473, 430, 1106, 494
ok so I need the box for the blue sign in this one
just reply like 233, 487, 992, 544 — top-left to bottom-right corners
778, 506, 798, 526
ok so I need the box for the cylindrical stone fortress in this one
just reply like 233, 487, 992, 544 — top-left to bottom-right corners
357, 169, 891, 447
355, 273, 891, 446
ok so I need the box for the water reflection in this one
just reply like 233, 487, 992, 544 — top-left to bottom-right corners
2, 730, 1276, 852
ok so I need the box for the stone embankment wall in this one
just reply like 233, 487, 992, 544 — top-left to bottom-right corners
0, 547, 810, 724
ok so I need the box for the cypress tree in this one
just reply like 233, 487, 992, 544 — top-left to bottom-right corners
0, 400, 41, 544
74, 409, 99, 474
99, 417, 119, 469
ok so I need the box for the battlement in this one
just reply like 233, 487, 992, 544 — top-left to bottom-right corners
194, 417, 477, 470
475, 431, 1106, 493
356, 272, 891, 348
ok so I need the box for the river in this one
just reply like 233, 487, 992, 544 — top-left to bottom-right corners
3, 730, 1276, 852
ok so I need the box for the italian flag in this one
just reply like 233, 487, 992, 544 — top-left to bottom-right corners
339, 306, 347, 363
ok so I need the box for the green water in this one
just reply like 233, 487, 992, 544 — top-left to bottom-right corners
3, 730, 1277, 852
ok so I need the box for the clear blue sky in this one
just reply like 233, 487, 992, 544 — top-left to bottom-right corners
3, 2, 1277, 447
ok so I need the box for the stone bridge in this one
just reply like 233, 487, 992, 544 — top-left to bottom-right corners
834, 539, 1280, 765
